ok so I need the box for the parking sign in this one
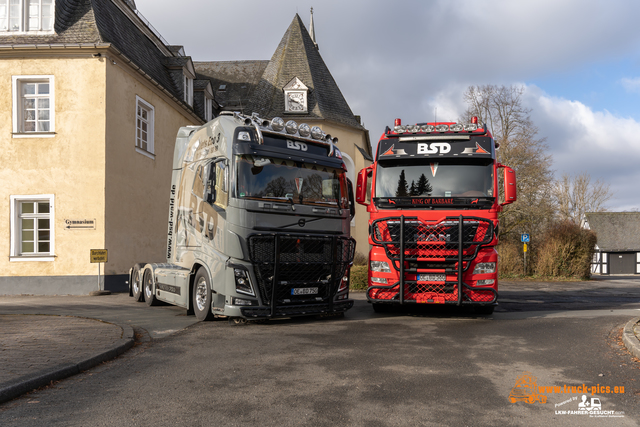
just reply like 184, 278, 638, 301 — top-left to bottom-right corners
521, 234, 530, 243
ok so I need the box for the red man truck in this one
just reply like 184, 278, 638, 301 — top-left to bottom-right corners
355, 117, 516, 314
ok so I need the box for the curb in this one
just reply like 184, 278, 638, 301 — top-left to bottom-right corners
622, 317, 640, 360
0, 323, 134, 404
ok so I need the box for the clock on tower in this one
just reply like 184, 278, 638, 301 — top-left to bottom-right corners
283, 77, 308, 114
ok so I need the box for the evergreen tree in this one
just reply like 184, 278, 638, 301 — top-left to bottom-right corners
396, 170, 409, 197
409, 180, 417, 196
416, 174, 432, 195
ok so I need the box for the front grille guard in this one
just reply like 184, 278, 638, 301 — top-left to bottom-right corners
369, 215, 496, 305
248, 233, 356, 316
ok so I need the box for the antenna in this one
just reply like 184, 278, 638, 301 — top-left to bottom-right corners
434, 107, 437, 123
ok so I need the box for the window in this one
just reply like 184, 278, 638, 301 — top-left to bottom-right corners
12, 75, 55, 137
136, 96, 154, 158
0, 0, 54, 32
184, 75, 193, 106
10, 194, 55, 261
204, 97, 213, 122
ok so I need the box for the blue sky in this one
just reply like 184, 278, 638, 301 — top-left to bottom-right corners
134, 0, 640, 211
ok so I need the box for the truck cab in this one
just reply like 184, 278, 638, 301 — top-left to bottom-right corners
131, 112, 355, 321
356, 118, 516, 314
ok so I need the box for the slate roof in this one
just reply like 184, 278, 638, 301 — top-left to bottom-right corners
250, 14, 363, 130
195, 14, 364, 132
585, 212, 640, 252
0, 0, 100, 45
0, 0, 203, 121
194, 60, 269, 112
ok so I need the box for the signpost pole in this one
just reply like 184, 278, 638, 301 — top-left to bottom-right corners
90, 249, 110, 296
521, 234, 530, 275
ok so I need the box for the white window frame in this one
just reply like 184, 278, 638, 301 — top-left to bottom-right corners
135, 95, 155, 159
0, 0, 54, 34
10, 194, 55, 262
184, 74, 194, 106
12, 75, 55, 138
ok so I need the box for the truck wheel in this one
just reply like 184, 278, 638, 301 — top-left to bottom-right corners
474, 305, 494, 315
131, 264, 144, 302
143, 269, 159, 306
193, 269, 214, 321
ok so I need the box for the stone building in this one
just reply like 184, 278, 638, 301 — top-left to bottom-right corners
0, 0, 214, 294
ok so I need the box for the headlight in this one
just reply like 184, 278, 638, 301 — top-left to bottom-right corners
338, 274, 349, 292
285, 120, 298, 134
473, 262, 496, 275
310, 126, 323, 139
477, 279, 495, 285
370, 260, 391, 273
270, 117, 285, 132
234, 268, 255, 296
298, 123, 311, 137
371, 277, 388, 283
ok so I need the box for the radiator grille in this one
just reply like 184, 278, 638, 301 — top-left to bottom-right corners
248, 234, 355, 306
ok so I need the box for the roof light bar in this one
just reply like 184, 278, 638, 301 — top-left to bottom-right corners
226, 112, 341, 158
386, 117, 486, 136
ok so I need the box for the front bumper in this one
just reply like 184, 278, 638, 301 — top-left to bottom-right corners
228, 299, 354, 319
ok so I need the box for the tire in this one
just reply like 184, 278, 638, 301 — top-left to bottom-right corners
131, 264, 144, 302
372, 303, 392, 313
143, 269, 159, 306
474, 305, 494, 315
193, 269, 214, 321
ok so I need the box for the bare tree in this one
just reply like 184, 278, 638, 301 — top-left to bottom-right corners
554, 172, 614, 225
462, 85, 555, 240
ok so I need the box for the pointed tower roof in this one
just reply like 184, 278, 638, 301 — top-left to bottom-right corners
249, 14, 363, 129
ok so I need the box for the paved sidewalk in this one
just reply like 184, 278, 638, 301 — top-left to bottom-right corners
0, 314, 133, 403
0, 293, 199, 404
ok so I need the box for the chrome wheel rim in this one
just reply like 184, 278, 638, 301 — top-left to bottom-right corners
133, 271, 140, 295
145, 275, 152, 299
195, 277, 208, 311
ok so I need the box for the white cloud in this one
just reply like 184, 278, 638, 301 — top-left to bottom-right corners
524, 86, 640, 210
621, 77, 640, 94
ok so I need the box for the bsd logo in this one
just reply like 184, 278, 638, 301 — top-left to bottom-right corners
287, 140, 308, 151
417, 142, 451, 154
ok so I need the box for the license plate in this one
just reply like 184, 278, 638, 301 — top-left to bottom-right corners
291, 287, 318, 296
418, 274, 446, 282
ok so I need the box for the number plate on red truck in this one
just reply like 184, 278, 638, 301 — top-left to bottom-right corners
418, 274, 446, 282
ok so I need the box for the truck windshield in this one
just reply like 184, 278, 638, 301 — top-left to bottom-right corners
235, 154, 348, 208
375, 160, 494, 198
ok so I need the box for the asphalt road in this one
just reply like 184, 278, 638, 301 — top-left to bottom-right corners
1, 278, 639, 426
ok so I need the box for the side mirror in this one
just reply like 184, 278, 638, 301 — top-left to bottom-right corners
500, 165, 517, 206
356, 167, 371, 206
347, 179, 355, 219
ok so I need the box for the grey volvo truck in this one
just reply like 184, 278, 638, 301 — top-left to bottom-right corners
129, 112, 356, 321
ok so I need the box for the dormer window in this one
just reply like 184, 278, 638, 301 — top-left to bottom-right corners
0, 0, 54, 33
204, 97, 213, 122
184, 74, 193, 106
